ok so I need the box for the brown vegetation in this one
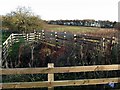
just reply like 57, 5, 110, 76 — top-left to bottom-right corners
43, 24, 118, 38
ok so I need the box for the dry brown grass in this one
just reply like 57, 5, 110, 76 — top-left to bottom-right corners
43, 24, 118, 38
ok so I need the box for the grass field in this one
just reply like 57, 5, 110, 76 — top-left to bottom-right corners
44, 24, 118, 38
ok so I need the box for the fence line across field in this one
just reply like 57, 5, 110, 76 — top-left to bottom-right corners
0, 63, 120, 89
2, 31, 117, 69
3, 31, 117, 46
2, 31, 117, 61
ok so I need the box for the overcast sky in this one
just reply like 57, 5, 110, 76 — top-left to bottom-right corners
0, 0, 119, 21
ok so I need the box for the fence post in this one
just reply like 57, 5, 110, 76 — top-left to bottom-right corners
101, 37, 105, 51
34, 30, 36, 41
38, 33, 41, 40
112, 37, 116, 45
26, 33, 29, 42
48, 63, 54, 90
10, 33, 13, 45
50, 33, 53, 43
74, 34, 77, 45
55, 32, 58, 47
64, 32, 66, 40
42, 30, 45, 41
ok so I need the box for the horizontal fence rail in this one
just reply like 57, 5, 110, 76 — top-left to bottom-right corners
1, 64, 120, 75
1, 63, 120, 89
1, 78, 120, 89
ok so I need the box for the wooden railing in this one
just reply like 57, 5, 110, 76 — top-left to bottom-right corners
2, 32, 117, 61
0, 63, 120, 89
2, 33, 39, 62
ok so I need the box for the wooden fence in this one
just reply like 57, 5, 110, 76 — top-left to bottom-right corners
2, 31, 117, 61
0, 63, 120, 89
2, 33, 41, 62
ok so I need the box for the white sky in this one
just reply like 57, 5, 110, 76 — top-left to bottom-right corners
0, 0, 119, 21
